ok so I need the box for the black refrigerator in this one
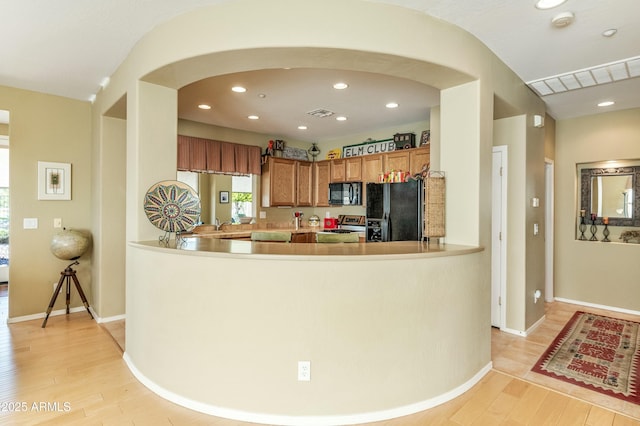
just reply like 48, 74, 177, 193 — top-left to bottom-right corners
366, 180, 423, 242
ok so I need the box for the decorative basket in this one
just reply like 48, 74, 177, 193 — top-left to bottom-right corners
424, 171, 445, 239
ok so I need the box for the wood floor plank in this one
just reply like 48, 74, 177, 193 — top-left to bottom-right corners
527, 391, 570, 424
613, 414, 640, 426
449, 372, 513, 424
586, 405, 616, 425
557, 398, 592, 426
503, 381, 549, 424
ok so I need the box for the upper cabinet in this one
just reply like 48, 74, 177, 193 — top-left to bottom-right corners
313, 161, 331, 207
331, 157, 362, 182
261, 157, 317, 207
297, 161, 313, 207
383, 146, 431, 177
261, 157, 297, 207
261, 146, 430, 207
410, 146, 430, 176
384, 151, 410, 174
362, 154, 384, 182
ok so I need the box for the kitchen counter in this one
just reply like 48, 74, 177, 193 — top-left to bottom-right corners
134, 237, 481, 258
125, 239, 489, 425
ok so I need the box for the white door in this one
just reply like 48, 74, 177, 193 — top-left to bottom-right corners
491, 147, 507, 328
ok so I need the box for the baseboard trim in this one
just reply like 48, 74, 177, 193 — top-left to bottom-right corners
7, 306, 88, 324
123, 352, 493, 426
500, 314, 546, 337
554, 298, 640, 317
500, 326, 526, 337
94, 312, 126, 323
7, 305, 125, 324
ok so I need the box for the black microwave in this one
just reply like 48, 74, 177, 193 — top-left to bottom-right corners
329, 182, 362, 206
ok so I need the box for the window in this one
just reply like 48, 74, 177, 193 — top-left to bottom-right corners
232, 175, 253, 223
0, 146, 8, 268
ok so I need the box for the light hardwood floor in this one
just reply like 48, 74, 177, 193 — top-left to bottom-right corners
492, 301, 640, 421
1, 294, 639, 425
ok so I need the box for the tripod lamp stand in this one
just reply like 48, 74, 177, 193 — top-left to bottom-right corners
42, 229, 93, 328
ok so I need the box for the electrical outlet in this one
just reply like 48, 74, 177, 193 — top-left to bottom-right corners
298, 361, 311, 381
53, 218, 62, 228
53, 282, 62, 294
259, 211, 266, 219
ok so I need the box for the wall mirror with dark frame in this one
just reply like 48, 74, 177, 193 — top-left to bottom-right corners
580, 163, 640, 227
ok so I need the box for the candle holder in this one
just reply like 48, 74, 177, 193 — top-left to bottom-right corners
601, 223, 610, 242
589, 217, 598, 241
578, 216, 587, 240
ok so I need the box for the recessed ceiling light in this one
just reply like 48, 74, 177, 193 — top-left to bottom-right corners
198, 104, 212, 110
551, 11, 575, 28
298, 125, 308, 130
535, 0, 567, 10
258, 93, 267, 98
232, 86, 247, 93
597, 101, 615, 107
385, 102, 399, 109
99, 77, 110, 89
602, 28, 618, 37
248, 115, 259, 120
336, 116, 347, 121
333, 82, 348, 90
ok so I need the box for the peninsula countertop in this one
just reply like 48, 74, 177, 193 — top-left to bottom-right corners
132, 237, 482, 259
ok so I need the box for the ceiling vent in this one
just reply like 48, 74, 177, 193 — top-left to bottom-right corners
307, 108, 335, 118
527, 55, 640, 96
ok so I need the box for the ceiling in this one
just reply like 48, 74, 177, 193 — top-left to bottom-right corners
177, 68, 440, 142
1, 0, 638, 139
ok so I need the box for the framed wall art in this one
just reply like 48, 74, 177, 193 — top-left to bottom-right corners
38, 161, 71, 200
219, 191, 229, 204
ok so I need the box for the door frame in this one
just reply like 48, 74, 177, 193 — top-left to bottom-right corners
492, 146, 508, 329
544, 158, 554, 302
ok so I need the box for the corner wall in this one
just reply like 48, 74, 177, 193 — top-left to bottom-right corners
555, 108, 640, 311
0, 85, 92, 319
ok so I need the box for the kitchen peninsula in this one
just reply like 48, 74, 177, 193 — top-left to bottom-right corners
126, 238, 488, 425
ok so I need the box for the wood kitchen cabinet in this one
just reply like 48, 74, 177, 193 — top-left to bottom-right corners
313, 160, 330, 207
291, 232, 314, 243
384, 150, 410, 173
362, 154, 384, 182
261, 157, 296, 207
330, 157, 362, 182
261, 157, 315, 207
410, 146, 430, 175
296, 161, 313, 207
383, 146, 430, 175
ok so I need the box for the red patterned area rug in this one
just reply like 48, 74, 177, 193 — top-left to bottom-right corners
532, 311, 640, 404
